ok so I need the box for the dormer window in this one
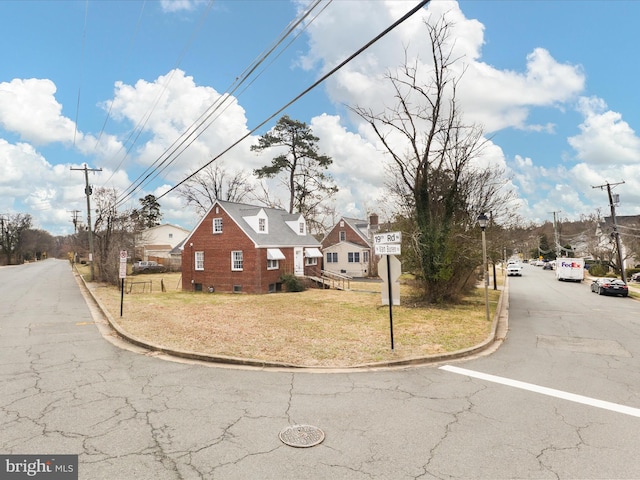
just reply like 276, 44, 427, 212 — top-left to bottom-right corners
259, 218, 266, 232
299, 221, 305, 234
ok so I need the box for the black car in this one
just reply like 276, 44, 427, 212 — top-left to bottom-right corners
590, 278, 629, 297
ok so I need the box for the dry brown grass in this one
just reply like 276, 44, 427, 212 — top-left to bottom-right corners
87, 272, 502, 367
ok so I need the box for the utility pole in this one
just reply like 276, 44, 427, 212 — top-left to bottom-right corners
550, 211, 562, 258
71, 164, 102, 280
68, 209, 81, 233
592, 181, 626, 283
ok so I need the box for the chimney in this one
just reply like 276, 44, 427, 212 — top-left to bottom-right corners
369, 213, 379, 232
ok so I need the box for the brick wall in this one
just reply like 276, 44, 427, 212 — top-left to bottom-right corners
321, 219, 369, 249
182, 206, 296, 294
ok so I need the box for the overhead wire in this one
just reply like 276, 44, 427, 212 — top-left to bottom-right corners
150, 0, 431, 204
95, 0, 147, 156
103, 0, 216, 188
118, 0, 332, 204
73, 0, 90, 147
115, 0, 328, 207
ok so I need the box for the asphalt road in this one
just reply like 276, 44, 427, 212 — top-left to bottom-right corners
2, 259, 640, 479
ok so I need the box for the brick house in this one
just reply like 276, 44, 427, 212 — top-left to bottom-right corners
321, 215, 380, 277
181, 200, 323, 294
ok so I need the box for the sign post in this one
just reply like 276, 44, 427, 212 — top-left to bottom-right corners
374, 232, 402, 350
119, 250, 127, 317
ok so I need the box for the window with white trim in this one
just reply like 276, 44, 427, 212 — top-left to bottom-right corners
195, 251, 204, 270
339, 231, 346, 241
326, 252, 337, 263
267, 259, 279, 270
306, 257, 317, 266
363, 250, 369, 263
259, 217, 266, 232
348, 252, 360, 263
299, 221, 305, 234
231, 251, 243, 271
213, 218, 223, 233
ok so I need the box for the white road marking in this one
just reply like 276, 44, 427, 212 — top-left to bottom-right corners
440, 365, 640, 418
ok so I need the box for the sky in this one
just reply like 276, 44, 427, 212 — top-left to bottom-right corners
1, 0, 639, 236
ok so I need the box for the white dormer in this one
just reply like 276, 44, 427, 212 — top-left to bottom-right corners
286, 215, 306, 236
243, 208, 269, 234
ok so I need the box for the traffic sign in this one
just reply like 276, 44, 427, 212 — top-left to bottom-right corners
373, 231, 402, 245
375, 244, 401, 255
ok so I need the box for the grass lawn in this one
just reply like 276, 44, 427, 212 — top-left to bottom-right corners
85, 270, 502, 367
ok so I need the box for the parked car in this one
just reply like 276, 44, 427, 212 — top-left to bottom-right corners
631, 272, 640, 283
132, 260, 166, 274
590, 278, 628, 297
542, 261, 553, 270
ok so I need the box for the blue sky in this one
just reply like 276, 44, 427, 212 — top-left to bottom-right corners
1, 0, 639, 236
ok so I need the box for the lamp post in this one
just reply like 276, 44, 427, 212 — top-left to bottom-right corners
478, 213, 490, 322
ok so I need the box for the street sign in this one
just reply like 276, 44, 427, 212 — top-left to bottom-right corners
119, 250, 127, 279
373, 231, 402, 245
375, 244, 401, 256
378, 255, 401, 306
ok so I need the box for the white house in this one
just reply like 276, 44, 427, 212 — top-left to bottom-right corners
136, 224, 190, 266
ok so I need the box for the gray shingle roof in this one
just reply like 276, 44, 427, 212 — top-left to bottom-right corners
213, 200, 321, 248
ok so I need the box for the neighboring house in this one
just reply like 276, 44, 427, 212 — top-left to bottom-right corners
136, 224, 190, 267
321, 215, 380, 277
181, 200, 323, 294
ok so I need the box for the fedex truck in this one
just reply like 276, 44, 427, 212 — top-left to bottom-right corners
555, 258, 585, 282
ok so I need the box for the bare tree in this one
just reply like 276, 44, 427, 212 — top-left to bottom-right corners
177, 162, 254, 216
0, 213, 33, 265
352, 18, 515, 302
92, 187, 135, 284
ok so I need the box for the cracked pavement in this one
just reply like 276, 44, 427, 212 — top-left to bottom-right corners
2, 260, 640, 479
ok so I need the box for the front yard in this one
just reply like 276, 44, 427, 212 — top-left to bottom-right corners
86, 271, 502, 367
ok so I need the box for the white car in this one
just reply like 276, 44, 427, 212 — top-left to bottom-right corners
507, 263, 523, 276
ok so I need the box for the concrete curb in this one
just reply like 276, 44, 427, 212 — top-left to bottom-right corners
75, 269, 509, 371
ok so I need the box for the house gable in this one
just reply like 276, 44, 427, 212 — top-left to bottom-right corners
182, 200, 322, 293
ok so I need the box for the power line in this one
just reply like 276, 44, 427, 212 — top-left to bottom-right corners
102, 0, 216, 187
154, 0, 431, 204
115, 0, 329, 207
123, 0, 333, 198
73, 0, 90, 147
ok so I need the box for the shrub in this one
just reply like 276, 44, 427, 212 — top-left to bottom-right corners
281, 273, 306, 292
588, 264, 608, 277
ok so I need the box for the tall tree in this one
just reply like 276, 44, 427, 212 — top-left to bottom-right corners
134, 194, 162, 228
0, 213, 33, 265
352, 18, 514, 302
251, 115, 338, 224
177, 162, 254, 216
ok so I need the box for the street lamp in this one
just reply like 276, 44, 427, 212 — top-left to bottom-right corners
477, 214, 490, 322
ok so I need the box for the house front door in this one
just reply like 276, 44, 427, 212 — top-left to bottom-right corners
294, 247, 304, 276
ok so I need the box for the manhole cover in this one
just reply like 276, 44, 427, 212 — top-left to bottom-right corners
279, 425, 325, 448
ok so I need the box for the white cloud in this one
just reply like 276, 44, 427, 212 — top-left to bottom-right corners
0, 79, 77, 145
160, 0, 203, 13
568, 96, 640, 165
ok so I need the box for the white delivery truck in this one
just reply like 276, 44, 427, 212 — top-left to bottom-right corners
555, 258, 585, 282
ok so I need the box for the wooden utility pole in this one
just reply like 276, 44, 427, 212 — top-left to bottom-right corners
592, 181, 626, 283
71, 164, 102, 280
